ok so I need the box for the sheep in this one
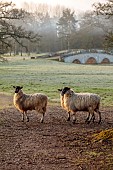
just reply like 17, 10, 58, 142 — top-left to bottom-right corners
13, 86, 48, 123
58, 87, 101, 124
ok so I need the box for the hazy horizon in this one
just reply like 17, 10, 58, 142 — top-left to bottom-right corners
4, 0, 107, 12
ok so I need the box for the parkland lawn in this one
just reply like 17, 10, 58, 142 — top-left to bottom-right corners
0, 56, 113, 106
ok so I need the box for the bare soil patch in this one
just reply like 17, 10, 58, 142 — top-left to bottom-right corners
0, 95, 113, 170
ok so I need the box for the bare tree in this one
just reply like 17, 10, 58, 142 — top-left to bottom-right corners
0, 1, 40, 54
93, 0, 113, 50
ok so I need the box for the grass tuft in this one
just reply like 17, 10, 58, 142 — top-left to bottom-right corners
92, 128, 113, 143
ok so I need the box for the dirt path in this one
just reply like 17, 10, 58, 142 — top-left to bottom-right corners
0, 101, 113, 169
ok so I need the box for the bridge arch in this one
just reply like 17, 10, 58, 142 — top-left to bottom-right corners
85, 57, 97, 64
73, 59, 81, 64
101, 58, 110, 64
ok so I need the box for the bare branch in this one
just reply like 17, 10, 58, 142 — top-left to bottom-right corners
0, 1, 40, 53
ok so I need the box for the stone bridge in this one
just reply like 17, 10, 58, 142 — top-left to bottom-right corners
60, 53, 113, 64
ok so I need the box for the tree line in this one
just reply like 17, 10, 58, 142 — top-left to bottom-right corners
0, 0, 113, 55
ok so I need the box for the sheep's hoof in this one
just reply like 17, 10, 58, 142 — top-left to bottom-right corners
40, 119, 44, 123
72, 120, 76, 124
27, 117, 29, 122
98, 120, 101, 124
86, 120, 90, 124
22, 118, 24, 122
85, 119, 89, 123
67, 117, 70, 121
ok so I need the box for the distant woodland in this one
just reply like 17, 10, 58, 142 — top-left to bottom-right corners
0, 0, 113, 55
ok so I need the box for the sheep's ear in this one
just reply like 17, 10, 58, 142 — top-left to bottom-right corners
20, 86, 23, 89
58, 89, 62, 92
13, 86, 16, 88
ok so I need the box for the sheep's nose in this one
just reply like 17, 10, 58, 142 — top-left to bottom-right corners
61, 92, 64, 96
15, 89, 19, 93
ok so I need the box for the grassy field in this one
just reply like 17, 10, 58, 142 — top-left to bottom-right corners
0, 56, 113, 106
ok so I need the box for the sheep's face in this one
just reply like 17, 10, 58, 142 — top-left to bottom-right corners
58, 87, 70, 96
13, 86, 23, 93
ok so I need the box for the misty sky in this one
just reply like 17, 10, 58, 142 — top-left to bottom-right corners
8, 0, 107, 11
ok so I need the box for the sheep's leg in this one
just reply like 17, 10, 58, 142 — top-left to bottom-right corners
85, 112, 90, 123
89, 112, 95, 123
40, 112, 45, 123
26, 114, 29, 122
94, 108, 101, 124
92, 113, 95, 123
24, 111, 29, 122
96, 110, 101, 124
67, 111, 71, 121
87, 109, 94, 124
72, 112, 76, 124
22, 113, 24, 122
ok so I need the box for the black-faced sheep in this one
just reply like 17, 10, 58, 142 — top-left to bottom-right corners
58, 87, 101, 124
13, 86, 48, 123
